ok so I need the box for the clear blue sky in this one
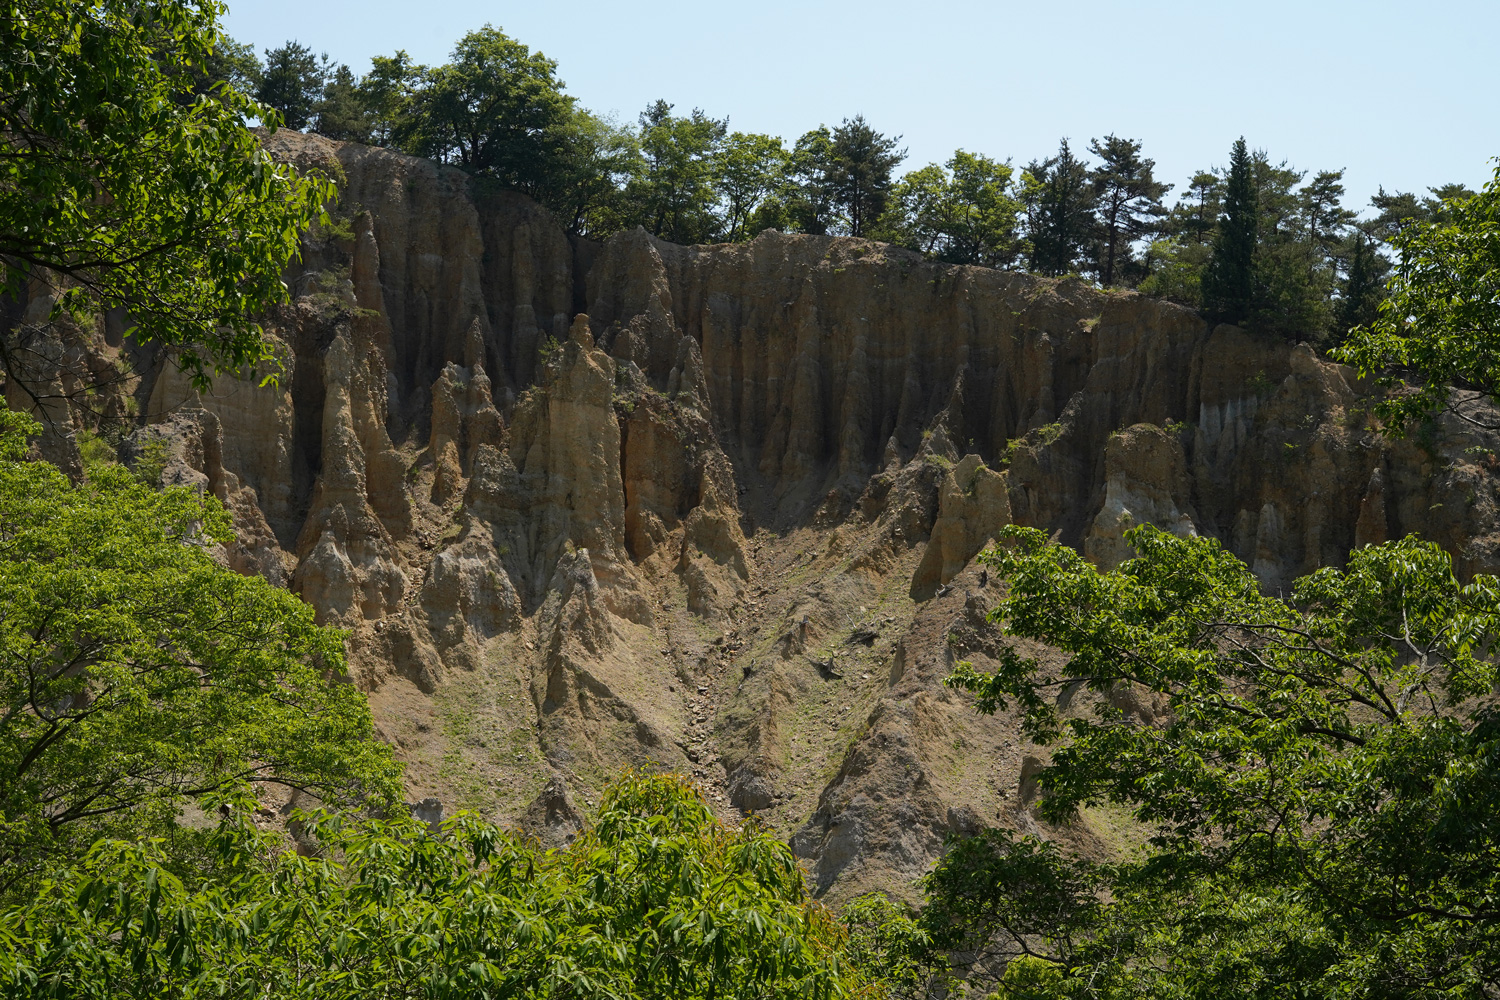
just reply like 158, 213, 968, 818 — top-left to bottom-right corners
223, 0, 1498, 210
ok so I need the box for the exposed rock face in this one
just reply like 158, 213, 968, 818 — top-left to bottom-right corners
12, 130, 1500, 902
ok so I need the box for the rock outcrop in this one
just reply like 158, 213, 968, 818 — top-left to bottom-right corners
10, 129, 1500, 902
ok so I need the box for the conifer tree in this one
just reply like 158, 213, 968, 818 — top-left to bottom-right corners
1203, 137, 1257, 324
1087, 135, 1170, 286
827, 115, 905, 237
1021, 139, 1095, 277
256, 41, 325, 130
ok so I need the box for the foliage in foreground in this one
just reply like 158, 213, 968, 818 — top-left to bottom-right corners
1, 0, 331, 388
0, 409, 402, 892
1337, 161, 1500, 433
0, 772, 864, 1000
940, 524, 1500, 999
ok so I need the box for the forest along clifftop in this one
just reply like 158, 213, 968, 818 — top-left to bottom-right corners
81, 130, 1500, 899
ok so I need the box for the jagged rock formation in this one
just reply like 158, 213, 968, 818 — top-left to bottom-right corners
11, 130, 1500, 902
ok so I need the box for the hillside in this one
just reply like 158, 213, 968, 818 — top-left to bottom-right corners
23, 129, 1500, 901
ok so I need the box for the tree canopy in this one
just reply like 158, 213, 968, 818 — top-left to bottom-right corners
0, 0, 331, 390
938, 523, 1500, 998
0, 409, 402, 892
0, 772, 863, 999
1336, 162, 1500, 432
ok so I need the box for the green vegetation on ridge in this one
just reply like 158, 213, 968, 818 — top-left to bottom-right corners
229, 23, 1477, 344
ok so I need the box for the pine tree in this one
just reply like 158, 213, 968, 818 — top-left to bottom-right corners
255, 41, 325, 130
1331, 233, 1382, 344
1203, 137, 1257, 324
1087, 135, 1170, 286
1022, 139, 1095, 277
827, 115, 904, 237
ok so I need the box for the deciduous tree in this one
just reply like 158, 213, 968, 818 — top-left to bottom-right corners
1, 0, 331, 390
1337, 164, 1500, 432
941, 523, 1500, 999
0, 410, 402, 891
628, 100, 727, 244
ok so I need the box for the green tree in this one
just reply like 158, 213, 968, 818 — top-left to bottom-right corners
885, 151, 1022, 268
1245, 153, 1331, 337
776, 126, 841, 235
183, 32, 260, 100
1087, 135, 1170, 286
1202, 137, 1257, 324
544, 109, 640, 238
1139, 170, 1221, 307
255, 40, 325, 131
400, 25, 574, 196
1330, 231, 1383, 343
359, 50, 422, 148
1337, 163, 1500, 432
1021, 139, 1095, 277
941, 523, 1500, 998
313, 63, 369, 142
715, 131, 788, 241
628, 99, 727, 244
1, 0, 332, 390
0, 410, 402, 891
826, 115, 904, 237
0, 772, 861, 998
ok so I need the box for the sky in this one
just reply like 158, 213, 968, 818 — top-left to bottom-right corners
223, 0, 1499, 211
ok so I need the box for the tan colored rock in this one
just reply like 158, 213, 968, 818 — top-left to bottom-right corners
1085, 424, 1198, 570
911, 454, 1010, 599
25, 129, 1499, 904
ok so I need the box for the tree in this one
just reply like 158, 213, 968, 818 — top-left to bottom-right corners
400, 25, 574, 196
313, 63, 369, 143
826, 115, 905, 237
1020, 139, 1095, 277
1336, 163, 1500, 432
1167, 170, 1224, 245
941, 523, 1500, 998
544, 109, 639, 238
1, 0, 332, 391
885, 151, 1022, 268
1087, 135, 1170, 286
1139, 170, 1222, 308
715, 131, 788, 241
255, 41, 325, 131
360, 50, 422, 148
1202, 137, 1257, 324
0, 410, 402, 891
777, 126, 841, 236
0, 772, 861, 998
1246, 153, 1331, 338
628, 100, 727, 245
1299, 169, 1356, 270
185, 32, 261, 100
1330, 231, 1383, 343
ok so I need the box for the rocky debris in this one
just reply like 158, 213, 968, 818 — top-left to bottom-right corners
410, 797, 445, 833
521, 774, 583, 847
15, 128, 1500, 903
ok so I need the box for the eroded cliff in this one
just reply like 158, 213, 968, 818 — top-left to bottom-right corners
20, 130, 1500, 899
